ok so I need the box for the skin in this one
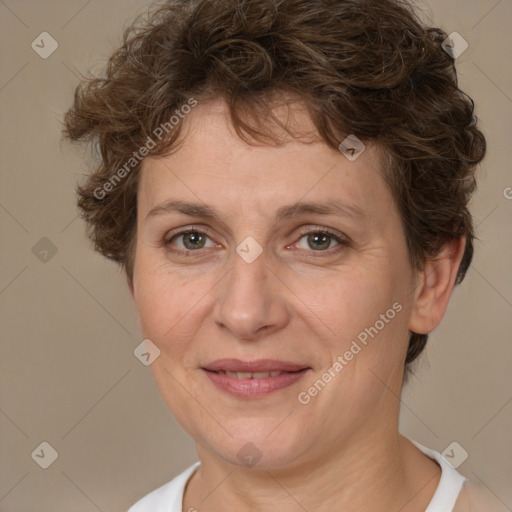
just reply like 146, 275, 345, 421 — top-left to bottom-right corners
130, 96, 465, 511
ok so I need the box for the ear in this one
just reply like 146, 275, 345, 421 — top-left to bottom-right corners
409, 237, 466, 335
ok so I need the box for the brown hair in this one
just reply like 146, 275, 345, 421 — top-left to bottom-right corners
63, 0, 486, 371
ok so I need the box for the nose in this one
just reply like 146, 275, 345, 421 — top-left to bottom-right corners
213, 246, 291, 341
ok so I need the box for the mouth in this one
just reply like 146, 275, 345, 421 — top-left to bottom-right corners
210, 370, 288, 379
201, 359, 311, 398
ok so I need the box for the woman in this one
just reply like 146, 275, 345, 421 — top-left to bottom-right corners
63, 0, 499, 510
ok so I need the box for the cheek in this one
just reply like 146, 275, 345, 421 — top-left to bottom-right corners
303, 270, 408, 428
308, 266, 398, 339
132, 265, 209, 419
308, 263, 410, 382
132, 263, 209, 355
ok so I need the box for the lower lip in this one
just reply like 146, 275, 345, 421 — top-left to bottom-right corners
203, 369, 309, 398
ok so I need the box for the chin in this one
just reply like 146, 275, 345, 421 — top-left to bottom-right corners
199, 419, 313, 470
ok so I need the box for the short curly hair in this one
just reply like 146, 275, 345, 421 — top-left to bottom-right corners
63, 0, 486, 371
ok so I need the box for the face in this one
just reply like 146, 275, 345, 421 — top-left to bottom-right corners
131, 97, 420, 470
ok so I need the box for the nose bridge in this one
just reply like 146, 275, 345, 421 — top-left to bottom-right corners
213, 244, 288, 339
229, 251, 266, 297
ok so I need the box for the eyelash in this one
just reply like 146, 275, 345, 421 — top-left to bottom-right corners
162, 226, 349, 257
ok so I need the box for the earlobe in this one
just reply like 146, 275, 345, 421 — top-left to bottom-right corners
409, 237, 466, 335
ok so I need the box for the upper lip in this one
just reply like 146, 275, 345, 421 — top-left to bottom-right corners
202, 359, 309, 373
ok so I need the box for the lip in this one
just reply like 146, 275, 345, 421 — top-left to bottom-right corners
201, 359, 311, 399
203, 358, 308, 373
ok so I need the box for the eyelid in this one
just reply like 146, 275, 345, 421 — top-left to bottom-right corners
163, 224, 217, 244
294, 226, 348, 242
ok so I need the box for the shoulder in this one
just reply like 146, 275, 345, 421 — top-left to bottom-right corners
453, 480, 507, 512
127, 462, 200, 512
410, 440, 505, 512
410, 439, 467, 511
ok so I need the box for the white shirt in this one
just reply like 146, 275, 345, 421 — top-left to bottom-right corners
127, 441, 482, 512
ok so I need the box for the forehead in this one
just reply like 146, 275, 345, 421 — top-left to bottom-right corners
137, 97, 391, 223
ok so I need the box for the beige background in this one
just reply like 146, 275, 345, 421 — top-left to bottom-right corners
0, 0, 511, 511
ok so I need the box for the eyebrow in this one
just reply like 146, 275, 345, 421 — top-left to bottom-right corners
145, 199, 366, 224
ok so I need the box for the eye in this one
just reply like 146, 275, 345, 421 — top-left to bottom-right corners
165, 229, 218, 252
293, 229, 347, 252
162, 227, 348, 256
